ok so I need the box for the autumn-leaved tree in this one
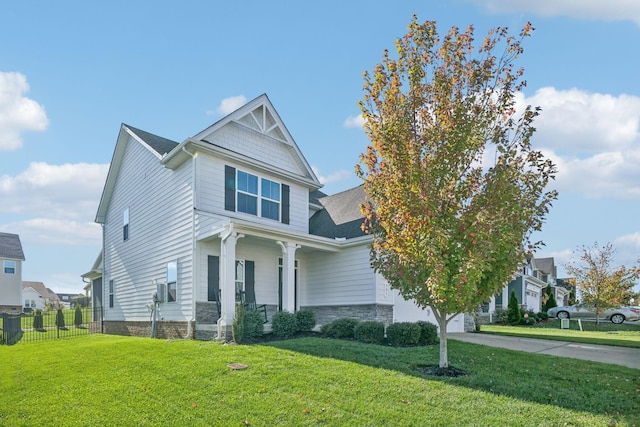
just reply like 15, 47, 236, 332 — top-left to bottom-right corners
357, 17, 557, 368
565, 242, 639, 324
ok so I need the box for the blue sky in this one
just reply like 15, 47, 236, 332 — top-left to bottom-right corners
1, 0, 639, 294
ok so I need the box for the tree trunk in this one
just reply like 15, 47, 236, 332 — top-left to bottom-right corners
438, 318, 448, 368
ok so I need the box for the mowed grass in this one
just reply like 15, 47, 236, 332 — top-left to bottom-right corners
482, 320, 640, 348
1, 334, 639, 426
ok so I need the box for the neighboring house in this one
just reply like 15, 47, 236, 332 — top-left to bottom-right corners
57, 293, 82, 308
488, 257, 563, 314
21, 281, 61, 311
85, 94, 466, 340
81, 251, 103, 322
0, 232, 25, 313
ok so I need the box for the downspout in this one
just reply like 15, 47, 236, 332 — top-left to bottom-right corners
182, 146, 197, 340
218, 223, 235, 340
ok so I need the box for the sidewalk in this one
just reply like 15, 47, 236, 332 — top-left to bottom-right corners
448, 333, 640, 370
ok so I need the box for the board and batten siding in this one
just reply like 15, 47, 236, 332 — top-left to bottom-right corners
302, 245, 376, 306
103, 136, 194, 322
196, 153, 309, 233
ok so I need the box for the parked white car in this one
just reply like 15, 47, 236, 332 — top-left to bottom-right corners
547, 304, 640, 324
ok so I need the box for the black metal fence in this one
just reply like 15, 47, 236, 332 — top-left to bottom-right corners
0, 307, 103, 345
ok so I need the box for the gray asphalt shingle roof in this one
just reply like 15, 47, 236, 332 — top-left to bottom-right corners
0, 232, 25, 260
309, 185, 367, 239
126, 124, 179, 156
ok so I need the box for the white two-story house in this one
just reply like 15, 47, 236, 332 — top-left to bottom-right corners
85, 94, 467, 340
0, 232, 25, 313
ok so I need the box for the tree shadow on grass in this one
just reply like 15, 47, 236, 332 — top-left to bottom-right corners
260, 336, 639, 425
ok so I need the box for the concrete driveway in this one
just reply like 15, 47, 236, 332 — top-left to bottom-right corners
448, 333, 640, 370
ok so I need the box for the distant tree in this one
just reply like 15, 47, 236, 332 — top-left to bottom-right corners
357, 17, 557, 368
74, 306, 83, 327
507, 290, 522, 325
565, 242, 639, 324
542, 286, 557, 313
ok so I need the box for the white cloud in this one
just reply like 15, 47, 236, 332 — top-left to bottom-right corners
0, 72, 49, 150
614, 232, 640, 266
515, 88, 640, 200
311, 166, 351, 185
343, 115, 365, 129
1, 218, 101, 246
208, 95, 247, 116
468, 0, 640, 25
0, 162, 108, 220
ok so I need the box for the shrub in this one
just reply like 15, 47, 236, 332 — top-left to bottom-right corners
232, 304, 245, 343
416, 321, 439, 345
319, 322, 331, 335
507, 290, 522, 325
55, 308, 65, 328
295, 310, 316, 332
324, 318, 359, 339
272, 311, 298, 338
537, 311, 549, 321
74, 306, 83, 327
386, 322, 421, 346
243, 310, 264, 340
493, 308, 508, 324
354, 321, 385, 344
33, 310, 44, 329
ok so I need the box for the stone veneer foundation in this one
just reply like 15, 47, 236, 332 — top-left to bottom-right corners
103, 320, 192, 340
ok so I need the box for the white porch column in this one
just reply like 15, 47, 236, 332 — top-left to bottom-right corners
277, 241, 300, 312
220, 226, 244, 332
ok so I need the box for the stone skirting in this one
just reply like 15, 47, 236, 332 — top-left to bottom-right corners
104, 320, 192, 339
0, 305, 22, 313
302, 304, 394, 327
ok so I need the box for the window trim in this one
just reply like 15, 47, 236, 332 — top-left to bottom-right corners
166, 260, 177, 303
108, 279, 114, 308
123, 207, 130, 241
235, 170, 281, 221
3, 260, 16, 274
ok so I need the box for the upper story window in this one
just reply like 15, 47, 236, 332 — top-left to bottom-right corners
235, 170, 280, 221
3, 260, 16, 274
225, 165, 289, 224
123, 208, 130, 241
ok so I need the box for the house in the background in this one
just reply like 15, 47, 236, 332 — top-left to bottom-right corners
21, 281, 61, 311
86, 94, 468, 341
487, 256, 569, 314
56, 293, 83, 308
0, 232, 25, 313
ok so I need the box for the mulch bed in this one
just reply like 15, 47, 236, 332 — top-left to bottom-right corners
415, 365, 469, 377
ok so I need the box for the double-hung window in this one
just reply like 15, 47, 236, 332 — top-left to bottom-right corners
235, 170, 280, 221
3, 260, 16, 274
109, 280, 114, 308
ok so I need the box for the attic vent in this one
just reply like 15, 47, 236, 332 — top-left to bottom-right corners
237, 105, 286, 142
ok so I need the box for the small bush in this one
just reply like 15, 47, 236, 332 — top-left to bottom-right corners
55, 308, 65, 328
493, 308, 508, 324
232, 304, 245, 343
272, 311, 298, 338
324, 318, 359, 339
386, 322, 421, 346
295, 310, 316, 332
416, 321, 438, 345
354, 321, 385, 344
537, 311, 549, 321
243, 310, 265, 340
319, 322, 331, 335
74, 306, 83, 327
32, 310, 44, 329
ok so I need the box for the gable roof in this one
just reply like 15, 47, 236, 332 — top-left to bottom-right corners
21, 281, 60, 302
533, 257, 555, 275
0, 232, 25, 260
309, 185, 367, 239
95, 124, 180, 223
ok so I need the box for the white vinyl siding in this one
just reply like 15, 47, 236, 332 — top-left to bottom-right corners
103, 136, 193, 321
302, 245, 376, 306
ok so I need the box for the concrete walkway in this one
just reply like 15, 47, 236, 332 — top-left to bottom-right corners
448, 333, 640, 370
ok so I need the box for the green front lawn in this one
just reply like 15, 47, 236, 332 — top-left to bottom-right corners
482, 320, 640, 348
1, 334, 639, 426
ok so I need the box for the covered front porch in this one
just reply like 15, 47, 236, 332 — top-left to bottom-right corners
194, 220, 341, 340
